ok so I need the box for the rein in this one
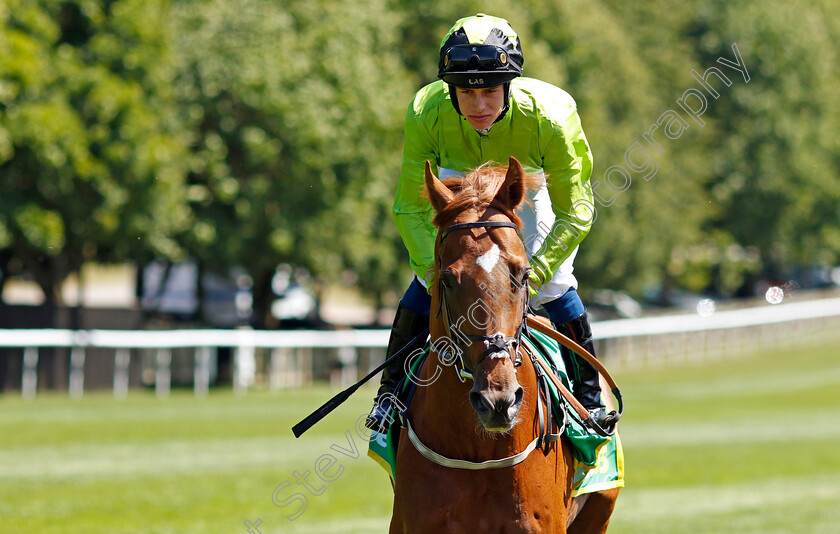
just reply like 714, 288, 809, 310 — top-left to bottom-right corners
526, 314, 624, 437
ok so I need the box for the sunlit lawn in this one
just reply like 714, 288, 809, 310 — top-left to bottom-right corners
1, 334, 839, 533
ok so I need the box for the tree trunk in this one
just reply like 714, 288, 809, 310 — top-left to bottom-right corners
37, 273, 65, 307
371, 290, 384, 327
24, 253, 71, 308
0, 251, 11, 303
252, 269, 275, 329
312, 277, 325, 326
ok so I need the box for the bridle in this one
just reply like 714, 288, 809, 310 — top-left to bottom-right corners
402, 216, 620, 471
435, 220, 529, 382
403, 218, 563, 470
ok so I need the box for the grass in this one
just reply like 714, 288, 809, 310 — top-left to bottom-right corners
1, 336, 839, 533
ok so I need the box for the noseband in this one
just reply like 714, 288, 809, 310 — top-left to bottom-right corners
436, 220, 529, 382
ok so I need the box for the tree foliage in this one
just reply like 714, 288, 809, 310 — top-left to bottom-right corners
170, 0, 412, 325
1, 0, 838, 319
0, 0, 189, 304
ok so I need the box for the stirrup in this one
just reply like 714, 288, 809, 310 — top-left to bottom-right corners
364, 392, 403, 433
365, 404, 390, 433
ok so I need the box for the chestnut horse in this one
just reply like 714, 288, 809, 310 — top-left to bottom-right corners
390, 158, 618, 533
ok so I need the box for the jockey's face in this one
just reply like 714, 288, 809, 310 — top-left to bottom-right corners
454, 85, 504, 130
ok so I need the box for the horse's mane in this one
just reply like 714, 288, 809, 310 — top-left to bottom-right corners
430, 162, 545, 230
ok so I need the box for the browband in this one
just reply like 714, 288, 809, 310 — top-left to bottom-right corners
438, 221, 518, 243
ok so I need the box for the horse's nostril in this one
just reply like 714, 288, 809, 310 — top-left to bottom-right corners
513, 386, 524, 407
469, 390, 491, 415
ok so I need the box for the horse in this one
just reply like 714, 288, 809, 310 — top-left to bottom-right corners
389, 157, 618, 533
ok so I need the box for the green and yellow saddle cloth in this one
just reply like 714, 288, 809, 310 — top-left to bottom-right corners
368, 328, 624, 496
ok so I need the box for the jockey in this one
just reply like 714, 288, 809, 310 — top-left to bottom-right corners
367, 14, 619, 433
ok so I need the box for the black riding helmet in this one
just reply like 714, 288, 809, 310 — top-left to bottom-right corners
437, 14, 524, 120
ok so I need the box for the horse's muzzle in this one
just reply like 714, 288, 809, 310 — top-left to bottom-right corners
469, 382, 524, 431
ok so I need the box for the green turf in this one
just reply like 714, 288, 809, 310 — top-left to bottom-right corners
1, 336, 839, 533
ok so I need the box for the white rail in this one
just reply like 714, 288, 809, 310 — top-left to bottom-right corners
593, 296, 840, 338
0, 328, 390, 349
3, 296, 839, 398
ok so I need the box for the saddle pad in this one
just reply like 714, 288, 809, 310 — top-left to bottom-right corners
368, 329, 624, 497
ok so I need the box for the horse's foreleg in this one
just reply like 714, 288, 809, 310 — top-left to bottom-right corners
567, 488, 619, 534
567, 376, 621, 533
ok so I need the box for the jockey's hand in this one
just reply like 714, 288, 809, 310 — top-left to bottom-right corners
527, 270, 540, 300
424, 268, 435, 293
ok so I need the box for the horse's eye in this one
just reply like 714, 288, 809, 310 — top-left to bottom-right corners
440, 270, 456, 289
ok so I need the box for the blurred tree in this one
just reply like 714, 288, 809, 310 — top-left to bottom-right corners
2, 0, 837, 318
0, 0, 190, 305
696, 0, 840, 277
520, 0, 712, 297
172, 0, 413, 327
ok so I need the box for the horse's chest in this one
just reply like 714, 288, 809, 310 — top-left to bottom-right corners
394, 470, 559, 533
396, 507, 548, 534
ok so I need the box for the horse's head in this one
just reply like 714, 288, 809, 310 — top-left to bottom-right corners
425, 157, 541, 432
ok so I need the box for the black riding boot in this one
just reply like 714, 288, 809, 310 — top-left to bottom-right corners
555, 311, 620, 433
365, 303, 428, 433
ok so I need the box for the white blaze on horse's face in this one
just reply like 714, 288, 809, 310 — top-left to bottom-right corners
476, 243, 500, 274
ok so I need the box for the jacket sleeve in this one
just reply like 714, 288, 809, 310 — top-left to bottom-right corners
393, 96, 439, 288
529, 102, 595, 289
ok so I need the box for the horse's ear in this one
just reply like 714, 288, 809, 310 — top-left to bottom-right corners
495, 156, 527, 209
424, 160, 454, 213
